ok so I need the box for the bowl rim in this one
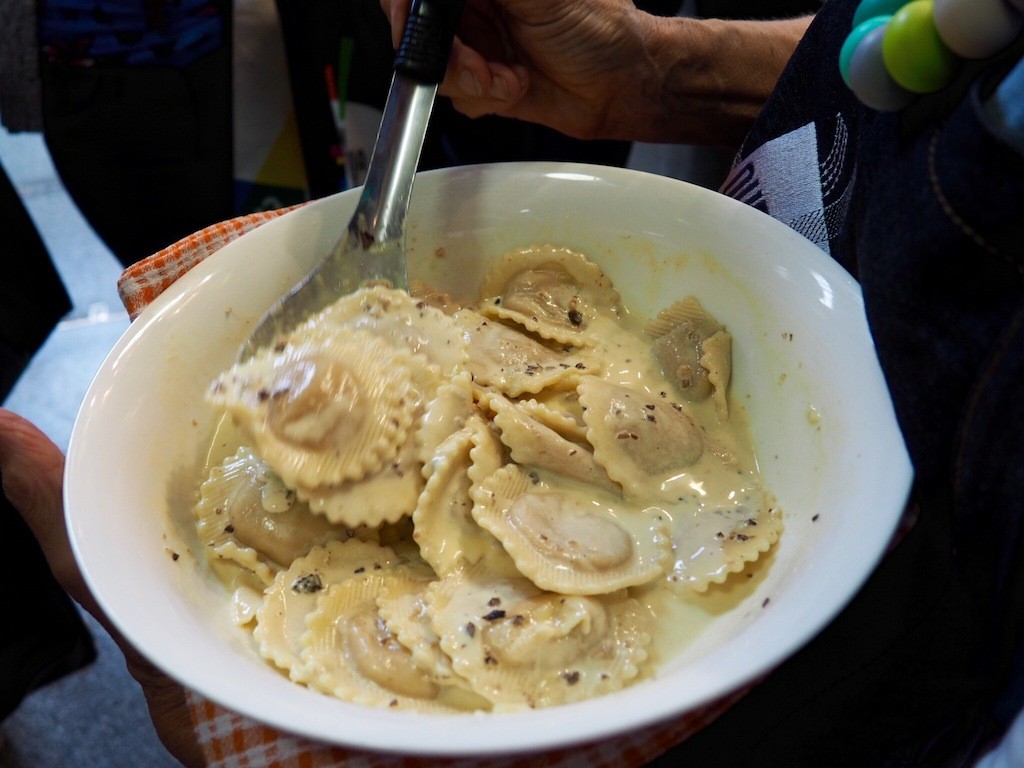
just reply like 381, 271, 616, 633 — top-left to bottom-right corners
65, 160, 913, 756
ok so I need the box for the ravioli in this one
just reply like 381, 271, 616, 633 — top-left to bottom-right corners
427, 566, 653, 710
578, 378, 704, 500
198, 243, 783, 713
470, 464, 672, 595
454, 309, 592, 396
194, 446, 350, 586
299, 570, 465, 711
477, 244, 622, 346
412, 418, 513, 578
646, 296, 732, 417
208, 327, 419, 489
254, 539, 405, 679
487, 391, 619, 494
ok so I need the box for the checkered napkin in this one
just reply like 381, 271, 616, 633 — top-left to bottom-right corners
118, 208, 752, 768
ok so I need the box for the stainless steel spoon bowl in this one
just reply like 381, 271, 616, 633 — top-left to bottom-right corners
237, 0, 464, 361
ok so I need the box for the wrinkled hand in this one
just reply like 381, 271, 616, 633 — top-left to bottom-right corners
381, 0, 655, 140
0, 407, 205, 768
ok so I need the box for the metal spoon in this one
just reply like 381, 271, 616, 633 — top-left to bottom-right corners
237, 0, 465, 362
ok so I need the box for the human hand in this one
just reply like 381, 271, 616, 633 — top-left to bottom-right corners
0, 407, 205, 768
380, 0, 812, 147
381, 0, 660, 140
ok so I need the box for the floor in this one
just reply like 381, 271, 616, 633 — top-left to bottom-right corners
0, 127, 178, 768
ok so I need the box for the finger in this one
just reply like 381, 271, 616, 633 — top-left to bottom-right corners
448, 59, 530, 117
382, 0, 408, 49
443, 38, 527, 100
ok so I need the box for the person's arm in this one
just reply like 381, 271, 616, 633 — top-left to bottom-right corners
635, 15, 812, 146
380, 0, 811, 148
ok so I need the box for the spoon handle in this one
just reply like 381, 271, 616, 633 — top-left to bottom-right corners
345, 0, 466, 282
396, 0, 467, 84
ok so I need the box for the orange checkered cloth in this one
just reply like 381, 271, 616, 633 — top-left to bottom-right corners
117, 206, 304, 320
118, 208, 753, 768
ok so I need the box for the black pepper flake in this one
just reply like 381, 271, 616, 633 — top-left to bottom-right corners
567, 309, 583, 325
745, 518, 758, 526
170, 551, 180, 561
354, 566, 366, 574
762, 597, 771, 608
645, 414, 656, 423
574, 362, 586, 369
528, 471, 540, 485
291, 573, 323, 594
484, 654, 498, 666
223, 524, 235, 534
735, 533, 750, 541
464, 622, 476, 638
256, 388, 270, 402
511, 615, 524, 626
562, 671, 581, 685
644, 404, 655, 410
482, 609, 506, 621
488, 597, 502, 607
389, 699, 398, 707
812, 514, 820, 522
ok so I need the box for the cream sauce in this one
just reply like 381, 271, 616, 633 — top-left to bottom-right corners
193, 244, 780, 711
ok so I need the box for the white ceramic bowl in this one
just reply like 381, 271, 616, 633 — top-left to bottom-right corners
65, 162, 912, 756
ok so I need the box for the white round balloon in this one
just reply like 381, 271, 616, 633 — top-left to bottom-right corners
933, 0, 1024, 59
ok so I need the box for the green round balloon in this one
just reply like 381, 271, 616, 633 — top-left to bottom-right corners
882, 0, 958, 93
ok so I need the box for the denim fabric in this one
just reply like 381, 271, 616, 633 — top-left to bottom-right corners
984, 53, 1024, 156
654, 1, 1024, 765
